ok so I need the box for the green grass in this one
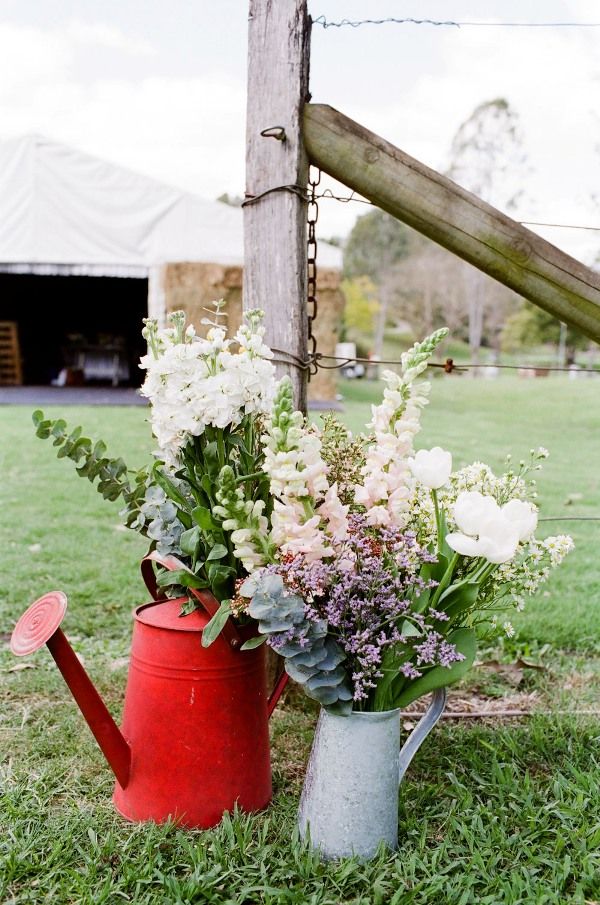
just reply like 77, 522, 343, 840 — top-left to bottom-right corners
1, 379, 600, 904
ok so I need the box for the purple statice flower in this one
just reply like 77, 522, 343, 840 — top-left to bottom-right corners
264, 514, 455, 706
414, 631, 465, 669
428, 607, 449, 622
399, 662, 422, 679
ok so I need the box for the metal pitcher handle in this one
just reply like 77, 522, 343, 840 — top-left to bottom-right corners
398, 687, 447, 785
140, 552, 243, 649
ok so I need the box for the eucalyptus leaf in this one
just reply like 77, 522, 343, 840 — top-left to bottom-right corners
240, 635, 267, 651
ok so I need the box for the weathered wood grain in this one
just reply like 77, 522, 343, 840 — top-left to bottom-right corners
304, 104, 600, 343
244, 0, 311, 410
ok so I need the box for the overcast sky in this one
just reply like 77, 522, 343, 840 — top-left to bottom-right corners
0, 0, 598, 261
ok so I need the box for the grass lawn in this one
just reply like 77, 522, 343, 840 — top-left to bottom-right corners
1, 376, 600, 904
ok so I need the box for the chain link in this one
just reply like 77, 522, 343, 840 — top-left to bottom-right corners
307, 166, 321, 377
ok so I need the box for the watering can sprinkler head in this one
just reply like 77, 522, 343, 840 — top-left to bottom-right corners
10, 591, 132, 789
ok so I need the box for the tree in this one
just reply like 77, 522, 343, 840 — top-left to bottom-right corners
343, 210, 411, 357
341, 276, 379, 346
446, 98, 529, 366
501, 302, 588, 361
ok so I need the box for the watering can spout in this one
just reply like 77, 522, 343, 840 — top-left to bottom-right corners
10, 592, 131, 789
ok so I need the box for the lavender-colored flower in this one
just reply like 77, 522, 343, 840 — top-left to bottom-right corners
265, 515, 443, 703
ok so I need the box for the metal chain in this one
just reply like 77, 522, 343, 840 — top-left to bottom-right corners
307, 166, 321, 377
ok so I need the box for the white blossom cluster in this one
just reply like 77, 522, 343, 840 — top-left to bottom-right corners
353, 329, 448, 528
139, 308, 276, 465
261, 378, 350, 563
482, 533, 574, 621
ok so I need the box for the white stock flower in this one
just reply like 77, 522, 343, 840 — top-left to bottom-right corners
271, 504, 334, 562
408, 447, 452, 489
501, 499, 538, 541
318, 483, 349, 541
446, 491, 520, 564
354, 369, 432, 528
139, 309, 276, 464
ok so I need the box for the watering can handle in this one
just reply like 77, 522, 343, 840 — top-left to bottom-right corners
398, 687, 447, 786
141, 551, 289, 711
267, 665, 289, 718
140, 551, 243, 649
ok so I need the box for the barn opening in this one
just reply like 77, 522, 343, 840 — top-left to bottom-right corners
0, 273, 148, 387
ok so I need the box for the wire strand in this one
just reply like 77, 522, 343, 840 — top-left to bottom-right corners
313, 353, 600, 375
313, 15, 600, 29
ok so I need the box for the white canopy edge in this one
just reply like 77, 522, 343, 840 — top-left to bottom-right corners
0, 262, 148, 278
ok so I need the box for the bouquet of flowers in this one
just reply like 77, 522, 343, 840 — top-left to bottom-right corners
34, 310, 573, 708
218, 327, 573, 713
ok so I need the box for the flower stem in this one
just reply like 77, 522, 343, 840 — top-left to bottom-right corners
432, 489, 442, 552
430, 551, 460, 608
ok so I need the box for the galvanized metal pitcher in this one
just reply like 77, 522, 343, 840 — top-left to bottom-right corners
297, 690, 446, 860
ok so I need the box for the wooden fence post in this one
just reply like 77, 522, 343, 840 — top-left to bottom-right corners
244, 0, 311, 411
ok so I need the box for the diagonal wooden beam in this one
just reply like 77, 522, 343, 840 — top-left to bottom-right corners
303, 104, 600, 344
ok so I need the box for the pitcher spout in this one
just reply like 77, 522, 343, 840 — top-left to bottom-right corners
10, 591, 131, 789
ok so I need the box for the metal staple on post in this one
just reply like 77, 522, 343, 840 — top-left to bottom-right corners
307, 166, 321, 377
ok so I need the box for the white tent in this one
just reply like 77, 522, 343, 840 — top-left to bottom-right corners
0, 133, 342, 277
0, 134, 342, 386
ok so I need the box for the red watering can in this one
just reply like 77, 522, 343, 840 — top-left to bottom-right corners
10, 552, 288, 828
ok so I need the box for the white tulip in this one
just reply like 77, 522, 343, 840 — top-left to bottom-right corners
408, 447, 453, 489
453, 491, 500, 535
501, 499, 538, 541
447, 490, 520, 564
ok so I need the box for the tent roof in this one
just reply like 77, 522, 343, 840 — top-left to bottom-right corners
0, 134, 342, 276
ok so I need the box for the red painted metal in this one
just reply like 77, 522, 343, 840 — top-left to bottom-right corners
11, 593, 131, 789
10, 591, 67, 656
11, 558, 290, 829
112, 595, 273, 826
47, 629, 131, 789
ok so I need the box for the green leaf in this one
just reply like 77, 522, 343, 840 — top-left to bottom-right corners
192, 506, 218, 531
399, 619, 422, 638
439, 581, 480, 620
422, 553, 449, 584
201, 599, 232, 648
200, 475, 213, 496
207, 543, 228, 562
180, 526, 201, 557
152, 464, 189, 510
392, 628, 477, 709
179, 598, 198, 616
156, 569, 209, 590
240, 634, 267, 651
207, 562, 236, 582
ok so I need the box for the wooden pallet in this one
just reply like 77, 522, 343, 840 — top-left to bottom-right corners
0, 321, 23, 385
